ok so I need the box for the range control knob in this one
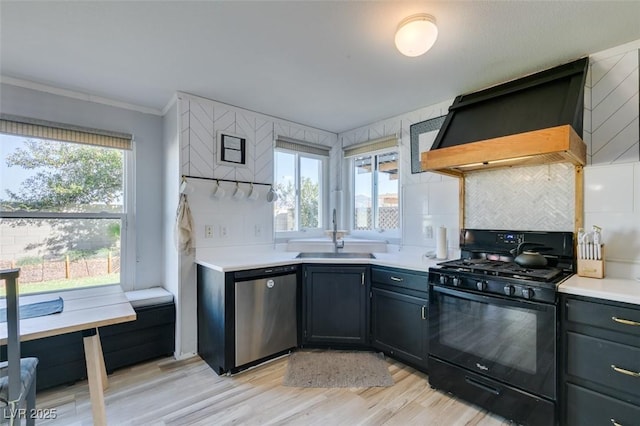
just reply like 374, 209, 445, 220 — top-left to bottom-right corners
503, 285, 515, 296
476, 281, 487, 291
439, 275, 448, 285
452, 277, 461, 287
522, 288, 535, 299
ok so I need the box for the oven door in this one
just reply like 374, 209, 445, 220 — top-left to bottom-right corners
429, 284, 557, 400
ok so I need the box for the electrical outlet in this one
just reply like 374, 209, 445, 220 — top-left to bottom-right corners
220, 225, 228, 238
205, 225, 214, 238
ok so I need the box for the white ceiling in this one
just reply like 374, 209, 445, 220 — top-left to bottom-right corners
1, 1, 639, 134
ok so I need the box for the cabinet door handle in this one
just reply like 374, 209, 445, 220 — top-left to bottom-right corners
421, 305, 427, 320
611, 419, 623, 426
611, 365, 640, 378
612, 316, 640, 327
361, 272, 365, 286
390, 276, 403, 282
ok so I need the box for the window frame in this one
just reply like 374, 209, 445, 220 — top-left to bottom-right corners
0, 127, 135, 293
347, 147, 401, 241
274, 147, 328, 239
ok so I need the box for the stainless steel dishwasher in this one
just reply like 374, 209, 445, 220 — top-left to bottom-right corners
234, 265, 298, 368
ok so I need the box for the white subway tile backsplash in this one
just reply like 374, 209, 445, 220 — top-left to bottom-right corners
585, 212, 640, 263
428, 180, 459, 215
584, 163, 634, 213
402, 214, 430, 246
583, 161, 640, 274
403, 184, 429, 216
402, 179, 460, 248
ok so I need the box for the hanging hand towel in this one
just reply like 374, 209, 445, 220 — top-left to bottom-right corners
175, 194, 195, 254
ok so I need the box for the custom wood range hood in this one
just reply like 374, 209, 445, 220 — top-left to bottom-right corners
422, 58, 589, 177
422, 124, 586, 177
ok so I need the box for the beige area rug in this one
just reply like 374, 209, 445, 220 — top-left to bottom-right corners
282, 350, 394, 388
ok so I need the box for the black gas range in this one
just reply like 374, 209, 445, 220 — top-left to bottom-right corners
432, 229, 574, 301
428, 229, 575, 426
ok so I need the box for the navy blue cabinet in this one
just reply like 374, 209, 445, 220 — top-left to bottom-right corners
561, 294, 640, 425
302, 265, 369, 347
370, 266, 428, 371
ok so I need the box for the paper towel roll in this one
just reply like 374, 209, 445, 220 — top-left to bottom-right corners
436, 226, 447, 260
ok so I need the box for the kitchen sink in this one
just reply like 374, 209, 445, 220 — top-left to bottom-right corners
295, 252, 376, 259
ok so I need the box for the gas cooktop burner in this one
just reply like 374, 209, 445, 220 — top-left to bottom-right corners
437, 258, 564, 282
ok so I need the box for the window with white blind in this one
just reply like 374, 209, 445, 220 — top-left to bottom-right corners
0, 115, 133, 294
345, 136, 400, 234
274, 137, 329, 234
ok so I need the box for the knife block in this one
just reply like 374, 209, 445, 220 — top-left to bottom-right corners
577, 245, 605, 278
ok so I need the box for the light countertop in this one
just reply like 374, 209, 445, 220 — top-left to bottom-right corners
195, 246, 447, 274
558, 275, 640, 306
196, 246, 640, 306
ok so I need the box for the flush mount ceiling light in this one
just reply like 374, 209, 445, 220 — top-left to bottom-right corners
395, 13, 438, 57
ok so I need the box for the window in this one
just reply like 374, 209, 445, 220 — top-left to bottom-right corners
274, 138, 328, 233
0, 115, 133, 295
345, 136, 400, 233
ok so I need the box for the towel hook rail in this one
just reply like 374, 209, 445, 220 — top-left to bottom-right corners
181, 175, 272, 187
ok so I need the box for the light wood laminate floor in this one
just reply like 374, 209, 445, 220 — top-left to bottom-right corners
36, 354, 510, 425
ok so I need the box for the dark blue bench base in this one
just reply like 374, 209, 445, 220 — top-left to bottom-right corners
1, 302, 175, 391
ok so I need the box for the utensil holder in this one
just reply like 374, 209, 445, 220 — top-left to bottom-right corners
577, 245, 605, 278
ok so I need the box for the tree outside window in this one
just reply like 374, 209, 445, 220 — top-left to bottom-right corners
274, 150, 325, 232
1, 129, 129, 295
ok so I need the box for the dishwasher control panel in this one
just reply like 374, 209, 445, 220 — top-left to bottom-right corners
234, 264, 298, 280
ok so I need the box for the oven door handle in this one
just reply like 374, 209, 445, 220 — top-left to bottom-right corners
464, 376, 502, 396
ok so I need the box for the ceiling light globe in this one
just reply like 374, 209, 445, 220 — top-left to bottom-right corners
395, 14, 438, 57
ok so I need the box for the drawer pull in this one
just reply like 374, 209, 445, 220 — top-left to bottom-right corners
612, 316, 640, 327
421, 305, 427, 320
390, 276, 404, 282
464, 376, 501, 396
610, 419, 622, 426
611, 365, 640, 378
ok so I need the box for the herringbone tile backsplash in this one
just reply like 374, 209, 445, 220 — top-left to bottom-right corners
465, 163, 575, 231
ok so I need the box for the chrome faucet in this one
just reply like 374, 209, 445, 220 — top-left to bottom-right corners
332, 208, 344, 253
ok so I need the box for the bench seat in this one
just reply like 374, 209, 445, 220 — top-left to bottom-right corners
1, 286, 175, 391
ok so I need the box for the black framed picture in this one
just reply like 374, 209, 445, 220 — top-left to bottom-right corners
218, 132, 246, 165
410, 116, 446, 173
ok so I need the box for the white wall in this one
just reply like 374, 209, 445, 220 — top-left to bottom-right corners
339, 99, 460, 249
0, 83, 165, 290
161, 99, 184, 358
178, 92, 338, 249
584, 162, 640, 278
582, 40, 640, 278
173, 92, 338, 356
585, 40, 639, 165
